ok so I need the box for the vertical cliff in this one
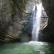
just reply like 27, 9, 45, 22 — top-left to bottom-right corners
0, 0, 29, 42
41, 0, 54, 42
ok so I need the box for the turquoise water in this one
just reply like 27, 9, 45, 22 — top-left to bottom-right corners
0, 41, 54, 54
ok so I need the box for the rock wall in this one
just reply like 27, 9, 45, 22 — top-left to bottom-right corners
41, 0, 54, 42
0, 0, 49, 42
0, 0, 30, 42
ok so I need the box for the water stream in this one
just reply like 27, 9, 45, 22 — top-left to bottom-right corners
32, 1, 42, 41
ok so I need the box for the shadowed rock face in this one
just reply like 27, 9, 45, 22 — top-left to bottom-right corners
41, 0, 54, 42
0, 0, 29, 42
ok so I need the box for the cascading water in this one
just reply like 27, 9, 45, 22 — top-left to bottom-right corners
32, 1, 42, 41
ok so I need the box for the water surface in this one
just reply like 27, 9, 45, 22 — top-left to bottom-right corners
0, 41, 54, 54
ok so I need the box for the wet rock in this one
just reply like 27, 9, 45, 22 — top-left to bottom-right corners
0, 0, 29, 42
41, 0, 54, 42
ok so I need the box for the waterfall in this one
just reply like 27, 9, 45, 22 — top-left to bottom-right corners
32, 2, 42, 41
